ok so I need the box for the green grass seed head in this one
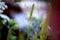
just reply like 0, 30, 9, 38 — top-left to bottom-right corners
29, 4, 34, 21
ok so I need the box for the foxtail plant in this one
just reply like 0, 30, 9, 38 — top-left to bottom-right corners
29, 4, 34, 21
27, 4, 35, 40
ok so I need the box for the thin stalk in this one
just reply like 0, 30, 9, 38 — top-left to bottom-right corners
33, 32, 38, 40
7, 29, 11, 40
27, 26, 31, 40
27, 34, 29, 40
37, 16, 43, 28
29, 4, 34, 21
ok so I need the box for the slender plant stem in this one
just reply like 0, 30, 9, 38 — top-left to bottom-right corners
7, 29, 11, 40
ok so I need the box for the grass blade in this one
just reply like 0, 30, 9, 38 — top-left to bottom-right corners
40, 6, 51, 40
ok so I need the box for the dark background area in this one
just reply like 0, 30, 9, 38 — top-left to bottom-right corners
50, 0, 60, 40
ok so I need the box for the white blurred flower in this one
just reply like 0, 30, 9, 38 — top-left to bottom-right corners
0, 2, 8, 13
1, 6, 5, 10
0, 10, 3, 13
4, 5, 8, 9
0, 14, 10, 21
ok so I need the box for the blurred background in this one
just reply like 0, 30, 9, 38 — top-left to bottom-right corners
4, 0, 51, 28
1, 0, 60, 40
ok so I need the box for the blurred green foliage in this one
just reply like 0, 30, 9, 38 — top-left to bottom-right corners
14, 0, 21, 2
38, 0, 52, 2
